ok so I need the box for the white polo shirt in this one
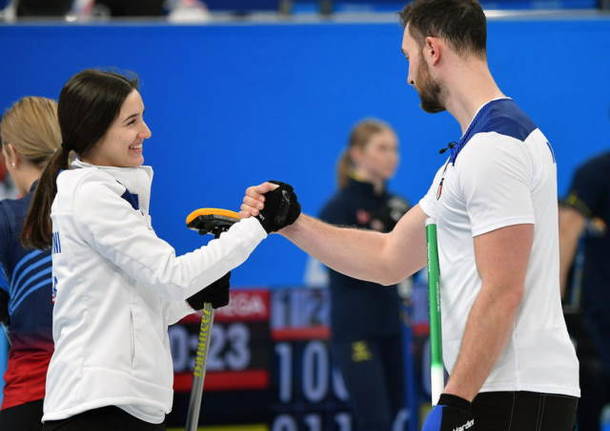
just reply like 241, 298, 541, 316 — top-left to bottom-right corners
419, 98, 579, 397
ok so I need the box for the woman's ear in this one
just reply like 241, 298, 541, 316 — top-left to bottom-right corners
349, 146, 363, 166
2, 143, 19, 168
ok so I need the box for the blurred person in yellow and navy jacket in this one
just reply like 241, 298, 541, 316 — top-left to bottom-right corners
560, 151, 610, 431
319, 119, 409, 431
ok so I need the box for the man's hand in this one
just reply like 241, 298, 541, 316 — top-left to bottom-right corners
240, 181, 301, 233
186, 272, 231, 310
421, 394, 474, 431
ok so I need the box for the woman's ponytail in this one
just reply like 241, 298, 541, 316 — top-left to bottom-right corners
336, 150, 352, 190
21, 145, 71, 249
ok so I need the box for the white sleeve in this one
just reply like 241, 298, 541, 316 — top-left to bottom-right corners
458, 133, 535, 237
72, 177, 267, 301
165, 300, 195, 325
418, 163, 446, 219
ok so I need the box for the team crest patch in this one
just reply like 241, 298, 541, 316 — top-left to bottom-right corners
436, 178, 445, 200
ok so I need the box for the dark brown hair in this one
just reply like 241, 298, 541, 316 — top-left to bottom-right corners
399, 0, 487, 58
337, 119, 392, 189
21, 69, 139, 249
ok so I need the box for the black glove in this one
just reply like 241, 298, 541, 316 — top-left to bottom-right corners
421, 394, 474, 431
186, 272, 231, 310
256, 180, 301, 233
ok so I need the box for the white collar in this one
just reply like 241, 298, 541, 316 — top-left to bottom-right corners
71, 158, 154, 214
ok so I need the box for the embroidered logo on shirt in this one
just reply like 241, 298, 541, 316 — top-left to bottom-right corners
352, 341, 372, 362
356, 210, 371, 225
436, 178, 445, 200
436, 157, 451, 200
453, 419, 474, 431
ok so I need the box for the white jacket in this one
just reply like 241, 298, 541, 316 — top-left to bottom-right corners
42, 160, 267, 423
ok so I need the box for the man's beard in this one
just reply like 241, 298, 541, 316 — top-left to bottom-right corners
416, 60, 446, 114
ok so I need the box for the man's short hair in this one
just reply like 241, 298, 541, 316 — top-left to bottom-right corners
399, 0, 487, 58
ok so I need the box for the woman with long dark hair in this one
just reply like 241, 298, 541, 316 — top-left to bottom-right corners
22, 69, 296, 431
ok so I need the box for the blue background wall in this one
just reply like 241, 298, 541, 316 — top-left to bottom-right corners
1, 18, 609, 286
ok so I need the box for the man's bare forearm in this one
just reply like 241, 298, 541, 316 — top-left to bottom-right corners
280, 208, 427, 285
240, 182, 428, 284
279, 214, 396, 284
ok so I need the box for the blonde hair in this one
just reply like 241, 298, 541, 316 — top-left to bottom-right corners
337, 118, 392, 189
0, 96, 61, 167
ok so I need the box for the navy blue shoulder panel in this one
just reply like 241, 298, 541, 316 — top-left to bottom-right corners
475, 100, 537, 142
451, 99, 538, 164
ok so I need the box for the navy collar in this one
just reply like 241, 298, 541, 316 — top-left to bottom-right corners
449, 97, 511, 165
345, 177, 387, 197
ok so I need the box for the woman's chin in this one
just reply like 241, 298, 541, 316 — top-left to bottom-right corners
126, 153, 144, 167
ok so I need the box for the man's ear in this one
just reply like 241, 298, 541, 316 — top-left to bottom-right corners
423, 36, 442, 66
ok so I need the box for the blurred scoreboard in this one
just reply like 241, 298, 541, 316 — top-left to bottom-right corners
167, 285, 430, 430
